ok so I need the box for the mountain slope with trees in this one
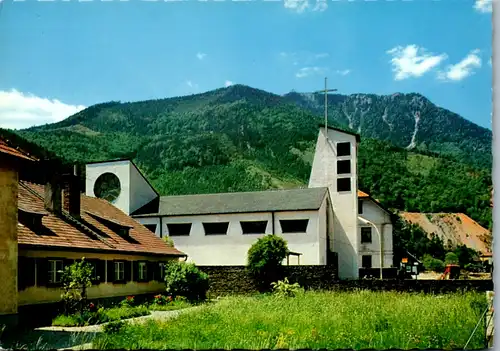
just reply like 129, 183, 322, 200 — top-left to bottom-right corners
283, 91, 492, 169
16, 85, 492, 233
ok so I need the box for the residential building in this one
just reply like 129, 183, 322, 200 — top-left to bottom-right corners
0, 133, 185, 327
85, 125, 395, 280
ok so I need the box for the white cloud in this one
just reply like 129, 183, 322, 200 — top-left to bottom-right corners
437, 49, 482, 82
185, 80, 199, 90
336, 69, 351, 76
224, 80, 233, 87
284, 0, 327, 13
280, 51, 328, 66
387, 45, 448, 80
196, 52, 207, 60
295, 66, 327, 78
315, 53, 329, 59
474, 0, 492, 13
0, 89, 86, 130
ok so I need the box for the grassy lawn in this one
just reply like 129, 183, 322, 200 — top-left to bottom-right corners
92, 291, 487, 350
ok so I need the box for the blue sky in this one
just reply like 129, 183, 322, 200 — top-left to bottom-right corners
0, 0, 493, 129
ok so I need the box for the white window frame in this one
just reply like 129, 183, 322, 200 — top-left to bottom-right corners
139, 262, 147, 281
114, 261, 125, 281
48, 260, 63, 284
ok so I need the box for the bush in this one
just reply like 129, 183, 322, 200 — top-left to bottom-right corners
51, 306, 149, 327
444, 252, 459, 265
247, 234, 289, 290
464, 263, 485, 273
164, 261, 209, 302
422, 255, 445, 273
454, 245, 479, 267
271, 278, 304, 298
103, 321, 125, 334
149, 295, 191, 311
163, 236, 175, 247
60, 258, 94, 315
120, 296, 135, 308
153, 294, 172, 305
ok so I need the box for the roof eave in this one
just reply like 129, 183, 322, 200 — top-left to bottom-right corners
18, 243, 187, 258
318, 124, 361, 142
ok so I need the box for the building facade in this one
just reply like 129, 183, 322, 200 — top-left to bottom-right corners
85, 125, 395, 279
0, 132, 186, 328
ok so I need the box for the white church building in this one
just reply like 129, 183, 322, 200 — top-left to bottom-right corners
85, 125, 394, 279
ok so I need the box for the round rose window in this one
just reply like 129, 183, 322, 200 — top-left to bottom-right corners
93, 172, 121, 203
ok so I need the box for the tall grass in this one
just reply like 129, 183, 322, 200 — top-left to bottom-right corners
93, 290, 487, 350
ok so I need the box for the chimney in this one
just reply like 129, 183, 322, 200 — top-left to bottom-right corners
62, 164, 81, 219
44, 176, 62, 214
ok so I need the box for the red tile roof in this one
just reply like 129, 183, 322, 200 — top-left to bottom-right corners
18, 181, 185, 257
357, 190, 369, 198
0, 139, 38, 161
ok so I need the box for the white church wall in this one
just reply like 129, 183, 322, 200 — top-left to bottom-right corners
135, 208, 323, 266
317, 197, 328, 265
136, 217, 161, 236
86, 160, 158, 215
358, 199, 394, 268
309, 127, 359, 279
86, 161, 131, 214
128, 164, 158, 215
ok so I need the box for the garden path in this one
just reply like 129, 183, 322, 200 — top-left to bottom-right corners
1, 306, 202, 350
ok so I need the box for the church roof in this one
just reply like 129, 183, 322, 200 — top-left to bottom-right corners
134, 187, 330, 217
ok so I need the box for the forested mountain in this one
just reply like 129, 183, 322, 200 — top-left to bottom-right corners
284, 91, 492, 169
16, 84, 492, 229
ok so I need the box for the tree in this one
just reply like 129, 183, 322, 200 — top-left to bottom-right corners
247, 234, 289, 291
164, 261, 209, 302
60, 258, 94, 315
444, 252, 459, 265
454, 244, 479, 267
422, 254, 445, 273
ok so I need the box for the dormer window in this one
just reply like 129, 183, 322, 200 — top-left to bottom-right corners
118, 228, 130, 237
86, 211, 133, 238
18, 208, 47, 232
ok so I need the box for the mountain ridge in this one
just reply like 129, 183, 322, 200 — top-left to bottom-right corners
16, 84, 492, 230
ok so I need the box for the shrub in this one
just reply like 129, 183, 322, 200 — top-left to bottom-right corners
464, 263, 485, 273
445, 252, 459, 265
454, 245, 479, 267
60, 258, 94, 315
120, 296, 135, 308
271, 278, 304, 298
149, 295, 191, 311
422, 255, 445, 273
164, 261, 209, 302
247, 234, 289, 290
163, 236, 175, 247
103, 321, 125, 334
153, 294, 172, 305
51, 306, 149, 327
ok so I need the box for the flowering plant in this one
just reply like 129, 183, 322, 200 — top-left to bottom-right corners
153, 294, 173, 305
88, 302, 96, 312
120, 295, 135, 307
